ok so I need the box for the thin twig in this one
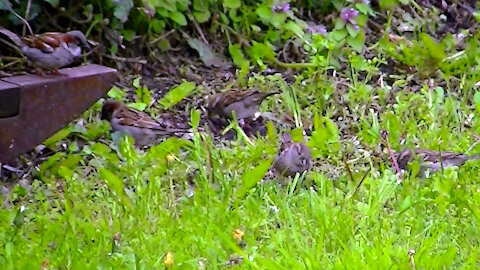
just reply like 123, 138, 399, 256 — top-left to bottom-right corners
343, 155, 355, 183
23, 0, 32, 36
382, 131, 403, 181
351, 167, 371, 199
102, 54, 147, 64
192, 18, 209, 46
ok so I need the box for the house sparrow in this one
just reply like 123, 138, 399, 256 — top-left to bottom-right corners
101, 100, 191, 146
0, 28, 91, 74
208, 89, 280, 120
396, 148, 479, 177
273, 134, 313, 177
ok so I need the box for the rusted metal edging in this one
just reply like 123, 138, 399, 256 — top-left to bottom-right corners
0, 64, 117, 163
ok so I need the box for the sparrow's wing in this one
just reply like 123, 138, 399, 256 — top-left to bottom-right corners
116, 107, 189, 134
116, 107, 164, 129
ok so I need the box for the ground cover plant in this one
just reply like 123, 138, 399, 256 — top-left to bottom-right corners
1, 0, 480, 268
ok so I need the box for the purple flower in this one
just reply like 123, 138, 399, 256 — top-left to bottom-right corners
272, 2, 290, 13
340, 8, 359, 24
307, 24, 327, 34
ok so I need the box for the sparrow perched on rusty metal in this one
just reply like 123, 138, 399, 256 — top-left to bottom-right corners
273, 134, 313, 177
0, 28, 90, 74
101, 100, 191, 146
396, 148, 479, 177
208, 89, 280, 120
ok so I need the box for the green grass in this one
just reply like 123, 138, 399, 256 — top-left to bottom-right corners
3, 3, 480, 269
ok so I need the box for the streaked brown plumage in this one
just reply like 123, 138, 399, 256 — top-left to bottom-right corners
396, 148, 479, 177
273, 134, 313, 177
0, 28, 90, 73
101, 100, 191, 146
208, 89, 280, 120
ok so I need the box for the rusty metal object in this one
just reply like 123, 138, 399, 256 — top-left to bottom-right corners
0, 81, 20, 118
0, 64, 117, 163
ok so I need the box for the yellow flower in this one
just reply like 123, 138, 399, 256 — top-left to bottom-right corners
166, 154, 176, 164
164, 252, 174, 268
232, 228, 244, 240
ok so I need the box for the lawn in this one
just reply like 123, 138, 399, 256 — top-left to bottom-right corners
1, 0, 480, 269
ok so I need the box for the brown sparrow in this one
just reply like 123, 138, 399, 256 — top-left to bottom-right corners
101, 100, 191, 146
396, 148, 479, 177
208, 89, 280, 120
273, 134, 313, 177
0, 28, 91, 74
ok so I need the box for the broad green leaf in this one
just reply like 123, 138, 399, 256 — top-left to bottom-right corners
237, 159, 273, 198
228, 44, 249, 67
187, 38, 228, 68
379, 0, 398, 10
121, 29, 136, 42
150, 19, 166, 33
169, 11, 187, 25
135, 85, 152, 105
44, 0, 59, 7
284, 21, 304, 37
346, 24, 360, 38
190, 108, 200, 130
98, 168, 132, 207
127, 102, 147, 111
43, 128, 70, 148
193, 10, 210, 23
330, 29, 348, 41
107, 86, 125, 100
112, 0, 133, 23
290, 128, 304, 142
247, 42, 276, 62
348, 31, 365, 52
159, 81, 196, 109
224, 0, 240, 9
193, 0, 208, 11
474, 92, 480, 112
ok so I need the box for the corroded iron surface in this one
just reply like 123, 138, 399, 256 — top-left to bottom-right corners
0, 64, 117, 162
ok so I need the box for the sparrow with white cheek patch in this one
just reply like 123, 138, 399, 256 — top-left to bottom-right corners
101, 100, 191, 146
396, 148, 479, 177
273, 134, 313, 177
208, 89, 280, 120
0, 28, 91, 74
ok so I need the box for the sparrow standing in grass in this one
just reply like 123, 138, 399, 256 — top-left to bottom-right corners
273, 134, 313, 177
101, 100, 191, 146
396, 148, 480, 177
0, 28, 91, 75
208, 89, 280, 120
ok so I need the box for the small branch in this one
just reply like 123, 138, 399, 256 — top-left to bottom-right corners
351, 167, 371, 199
101, 54, 148, 64
382, 131, 403, 181
23, 0, 32, 36
343, 155, 355, 183
192, 18, 209, 46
